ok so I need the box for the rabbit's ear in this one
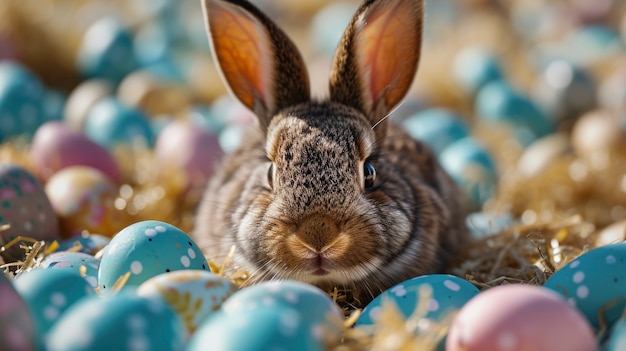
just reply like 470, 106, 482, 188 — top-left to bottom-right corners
329, 0, 423, 138
203, 0, 310, 130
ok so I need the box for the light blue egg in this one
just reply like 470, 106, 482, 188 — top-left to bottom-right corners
544, 242, 626, 332
46, 292, 186, 351
0, 61, 46, 141
13, 268, 97, 347
453, 48, 504, 94
84, 97, 155, 149
57, 233, 111, 255
476, 80, 555, 138
607, 318, 626, 351
188, 305, 324, 351
134, 23, 175, 67
77, 17, 138, 84
310, 2, 359, 56
402, 108, 470, 155
40, 251, 100, 289
98, 221, 209, 295
439, 137, 498, 208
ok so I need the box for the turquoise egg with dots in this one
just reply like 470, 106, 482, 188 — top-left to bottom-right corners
40, 251, 100, 289
98, 220, 209, 294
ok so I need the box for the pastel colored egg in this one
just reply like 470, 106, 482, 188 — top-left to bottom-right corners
40, 251, 100, 289
446, 284, 597, 351
13, 268, 97, 347
356, 274, 479, 326
57, 233, 111, 255
439, 137, 498, 209
45, 292, 186, 351
402, 108, 470, 156
136, 270, 238, 333
453, 47, 504, 95
188, 305, 326, 351
30, 121, 122, 183
0, 272, 37, 351
76, 17, 138, 84
98, 221, 209, 294
63, 79, 113, 131
516, 133, 570, 179
117, 71, 190, 117
607, 317, 626, 351
0, 61, 46, 142
154, 119, 223, 192
560, 25, 624, 66
0, 164, 60, 261
45, 166, 122, 238
571, 110, 625, 158
84, 97, 155, 150
544, 242, 626, 331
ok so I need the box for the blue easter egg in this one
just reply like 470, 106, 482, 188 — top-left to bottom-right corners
77, 17, 138, 84
439, 137, 498, 208
453, 48, 504, 94
98, 221, 209, 294
134, 23, 175, 67
607, 318, 626, 351
46, 292, 186, 351
402, 108, 470, 155
0, 61, 46, 141
40, 251, 100, 289
57, 233, 111, 255
84, 97, 155, 149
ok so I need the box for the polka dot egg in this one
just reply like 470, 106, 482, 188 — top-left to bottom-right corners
544, 241, 626, 331
40, 251, 100, 289
98, 220, 209, 294
0, 272, 36, 351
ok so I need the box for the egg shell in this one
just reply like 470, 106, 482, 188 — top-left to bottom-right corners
0, 273, 37, 351
84, 97, 155, 150
544, 242, 626, 331
453, 47, 504, 95
402, 108, 470, 156
154, 119, 223, 192
63, 79, 113, 130
0, 164, 60, 260
57, 233, 111, 254
45, 166, 122, 238
40, 251, 100, 289
45, 292, 187, 351
136, 270, 238, 333
98, 220, 209, 294
188, 305, 327, 351
222, 280, 343, 343
13, 268, 97, 346
446, 284, 597, 351
356, 274, 479, 327
30, 121, 122, 183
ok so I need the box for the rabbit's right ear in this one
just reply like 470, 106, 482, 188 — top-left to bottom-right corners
202, 0, 310, 131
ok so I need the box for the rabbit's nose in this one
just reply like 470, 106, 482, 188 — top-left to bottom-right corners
295, 215, 344, 253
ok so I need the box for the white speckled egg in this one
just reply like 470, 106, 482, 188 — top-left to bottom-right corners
136, 270, 237, 333
544, 242, 626, 331
98, 221, 209, 294
40, 251, 100, 289
0, 272, 37, 351
45, 292, 186, 351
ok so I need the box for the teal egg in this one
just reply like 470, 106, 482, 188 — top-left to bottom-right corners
57, 233, 111, 255
402, 108, 470, 155
40, 251, 100, 289
98, 221, 209, 294
0, 272, 37, 351
45, 292, 186, 351
453, 48, 504, 94
607, 318, 626, 351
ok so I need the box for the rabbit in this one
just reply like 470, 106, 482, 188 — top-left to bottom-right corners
193, 0, 469, 304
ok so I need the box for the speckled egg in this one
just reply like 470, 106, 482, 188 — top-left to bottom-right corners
402, 109, 470, 156
544, 242, 626, 331
45, 166, 122, 238
13, 268, 97, 346
45, 292, 186, 351
453, 47, 504, 95
57, 232, 111, 255
30, 121, 122, 183
356, 274, 479, 327
98, 221, 209, 294
136, 270, 238, 333
63, 79, 113, 130
0, 164, 59, 260
39, 251, 100, 289
446, 284, 597, 351
84, 97, 155, 150
0, 272, 37, 351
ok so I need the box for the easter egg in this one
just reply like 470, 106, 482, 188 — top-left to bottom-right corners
544, 242, 626, 331
136, 270, 238, 333
154, 119, 223, 192
40, 251, 100, 289
446, 284, 597, 351
356, 274, 479, 326
0, 164, 59, 260
607, 317, 626, 351
43, 90, 66, 122
76, 17, 138, 84
453, 47, 504, 95
0, 272, 37, 351
0, 61, 46, 141
13, 268, 97, 346
98, 220, 209, 294
63, 79, 113, 130
516, 133, 570, 179
402, 108, 470, 156
571, 110, 625, 159
117, 71, 190, 117
45, 292, 186, 351
30, 121, 122, 183
57, 232, 111, 255
45, 166, 122, 238
84, 97, 155, 150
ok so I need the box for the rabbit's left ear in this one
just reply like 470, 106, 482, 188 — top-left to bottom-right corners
329, 0, 423, 138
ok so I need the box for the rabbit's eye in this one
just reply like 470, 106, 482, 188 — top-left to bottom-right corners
363, 162, 376, 189
267, 163, 274, 189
